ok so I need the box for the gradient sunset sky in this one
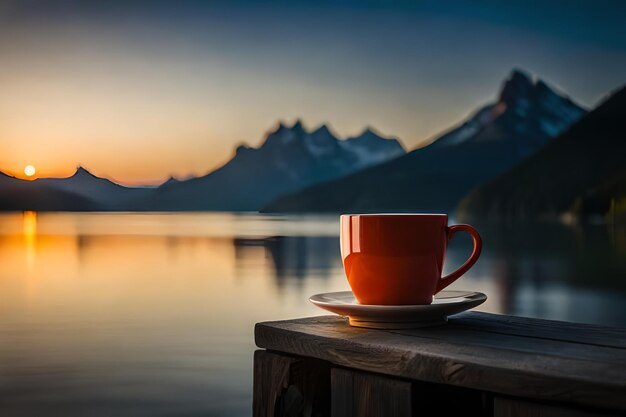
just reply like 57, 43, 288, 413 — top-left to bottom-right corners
1, 0, 625, 184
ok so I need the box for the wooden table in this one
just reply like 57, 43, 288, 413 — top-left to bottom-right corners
253, 312, 626, 417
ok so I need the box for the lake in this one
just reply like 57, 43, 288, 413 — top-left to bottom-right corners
1, 212, 625, 416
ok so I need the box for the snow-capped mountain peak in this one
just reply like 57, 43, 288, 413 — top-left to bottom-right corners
428, 68, 586, 150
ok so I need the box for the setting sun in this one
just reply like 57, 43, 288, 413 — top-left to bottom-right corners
24, 165, 36, 177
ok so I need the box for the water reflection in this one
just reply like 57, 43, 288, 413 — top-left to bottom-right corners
22, 211, 37, 270
0, 213, 625, 416
234, 236, 339, 285
458, 219, 626, 325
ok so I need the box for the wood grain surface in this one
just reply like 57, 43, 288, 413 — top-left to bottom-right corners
255, 313, 626, 411
331, 368, 412, 417
253, 350, 330, 417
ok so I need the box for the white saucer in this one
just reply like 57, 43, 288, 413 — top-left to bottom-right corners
309, 290, 487, 329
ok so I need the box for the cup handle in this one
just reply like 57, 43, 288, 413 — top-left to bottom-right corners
435, 224, 482, 293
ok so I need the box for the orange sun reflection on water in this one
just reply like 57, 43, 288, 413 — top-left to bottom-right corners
22, 211, 37, 269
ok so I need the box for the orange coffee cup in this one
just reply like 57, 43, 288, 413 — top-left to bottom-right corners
340, 214, 482, 305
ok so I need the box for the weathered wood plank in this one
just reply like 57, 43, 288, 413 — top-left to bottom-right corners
253, 350, 296, 417
254, 315, 626, 411
331, 368, 412, 417
493, 396, 622, 417
388, 325, 625, 364
451, 311, 626, 349
330, 368, 353, 416
253, 350, 330, 417
332, 367, 489, 417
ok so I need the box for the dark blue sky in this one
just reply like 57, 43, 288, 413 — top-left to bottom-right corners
1, 0, 624, 182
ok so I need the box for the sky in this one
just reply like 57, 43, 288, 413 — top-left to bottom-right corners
0, 0, 625, 184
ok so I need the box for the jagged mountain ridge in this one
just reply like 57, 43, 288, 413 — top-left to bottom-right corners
0, 171, 97, 211
139, 121, 406, 211
418, 69, 586, 154
0, 121, 406, 211
37, 166, 151, 207
459, 86, 626, 218
263, 69, 587, 213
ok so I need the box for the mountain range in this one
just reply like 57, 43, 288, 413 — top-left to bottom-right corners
3, 68, 616, 217
263, 69, 587, 213
133, 122, 405, 211
0, 122, 405, 211
459, 86, 626, 219
37, 166, 151, 208
0, 170, 97, 211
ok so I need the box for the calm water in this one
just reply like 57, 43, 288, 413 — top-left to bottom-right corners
1, 212, 626, 416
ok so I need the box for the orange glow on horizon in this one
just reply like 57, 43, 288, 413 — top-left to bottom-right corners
0, 165, 198, 186
0, 154, 234, 186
